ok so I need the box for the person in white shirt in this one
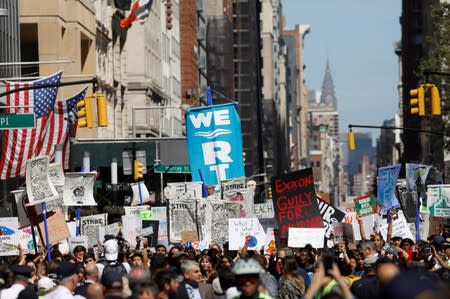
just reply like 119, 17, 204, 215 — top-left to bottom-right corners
45, 261, 80, 299
0, 265, 33, 299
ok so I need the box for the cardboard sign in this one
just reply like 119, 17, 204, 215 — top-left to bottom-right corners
228, 218, 266, 250
181, 231, 198, 243
288, 227, 325, 248
38, 209, 70, 245
271, 168, 323, 238
317, 198, 345, 239
353, 194, 377, 217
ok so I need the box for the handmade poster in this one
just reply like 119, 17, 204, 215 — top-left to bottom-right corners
186, 103, 245, 186
222, 177, 247, 194
130, 182, 155, 206
124, 205, 150, 217
140, 210, 153, 220
271, 168, 323, 238
0, 217, 19, 256
353, 194, 377, 217
36, 185, 68, 219
228, 218, 266, 250
26, 156, 58, 206
68, 236, 88, 254
377, 164, 401, 212
168, 198, 201, 243
317, 198, 345, 239
63, 172, 97, 206
406, 163, 431, 206
343, 211, 375, 241
288, 227, 325, 248
396, 180, 417, 223
48, 162, 65, 186
38, 209, 70, 245
141, 220, 159, 247
12, 189, 32, 228
18, 226, 38, 255
80, 213, 108, 248
379, 211, 414, 241
151, 206, 168, 246
98, 222, 121, 243
222, 187, 255, 218
333, 223, 354, 243
164, 182, 203, 200
428, 217, 449, 236
204, 200, 241, 244
254, 200, 275, 219
427, 185, 450, 217
122, 215, 142, 248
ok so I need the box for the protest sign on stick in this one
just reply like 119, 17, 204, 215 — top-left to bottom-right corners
80, 214, 108, 248
26, 156, 58, 206
63, 172, 97, 206
271, 168, 323, 238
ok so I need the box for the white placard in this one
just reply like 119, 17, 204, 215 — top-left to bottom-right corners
228, 218, 266, 250
379, 211, 414, 241
288, 227, 326, 248
68, 236, 89, 254
0, 217, 20, 256
63, 172, 97, 206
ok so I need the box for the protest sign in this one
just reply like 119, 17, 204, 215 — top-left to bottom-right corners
48, 162, 65, 186
427, 185, 450, 217
68, 236, 88, 253
222, 177, 246, 194
12, 189, 33, 228
428, 217, 448, 236
164, 182, 203, 200
271, 168, 323, 238
396, 180, 417, 223
317, 198, 345, 239
353, 195, 377, 217
151, 206, 168, 246
333, 223, 354, 243
379, 211, 414, 241
98, 222, 121, 243
168, 198, 200, 243
131, 182, 155, 206
222, 187, 255, 218
26, 156, 58, 206
18, 226, 38, 255
254, 200, 275, 218
38, 209, 70, 245
141, 220, 159, 247
228, 218, 266, 250
181, 231, 198, 243
124, 205, 150, 217
343, 211, 375, 241
122, 215, 142, 248
140, 210, 153, 220
80, 213, 108, 248
63, 172, 97, 206
204, 199, 241, 244
377, 164, 401, 212
288, 227, 325, 248
0, 218, 19, 256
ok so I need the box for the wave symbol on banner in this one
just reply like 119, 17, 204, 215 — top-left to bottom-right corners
194, 128, 232, 139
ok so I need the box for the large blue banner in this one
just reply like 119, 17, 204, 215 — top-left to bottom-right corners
185, 103, 245, 186
377, 164, 401, 212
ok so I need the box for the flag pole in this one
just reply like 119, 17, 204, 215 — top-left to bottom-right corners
41, 202, 52, 261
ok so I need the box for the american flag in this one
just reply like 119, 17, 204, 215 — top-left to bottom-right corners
0, 71, 62, 179
36, 88, 87, 169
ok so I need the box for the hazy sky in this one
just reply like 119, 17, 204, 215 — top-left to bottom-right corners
282, 0, 401, 139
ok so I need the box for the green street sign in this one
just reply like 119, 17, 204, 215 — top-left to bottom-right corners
0, 113, 35, 129
154, 164, 191, 173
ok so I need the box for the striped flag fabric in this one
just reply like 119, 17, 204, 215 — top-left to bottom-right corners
0, 71, 62, 179
120, 0, 153, 28
36, 88, 87, 170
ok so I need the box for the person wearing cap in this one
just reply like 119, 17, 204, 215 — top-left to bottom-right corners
44, 261, 80, 298
0, 265, 34, 299
173, 251, 190, 282
384, 245, 399, 263
36, 276, 56, 298
230, 258, 272, 299
101, 270, 124, 299
176, 260, 214, 299
101, 238, 129, 279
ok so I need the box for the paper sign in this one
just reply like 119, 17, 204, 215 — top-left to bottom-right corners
254, 200, 275, 218
427, 185, 450, 217
379, 211, 414, 241
0, 217, 20, 256
18, 226, 38, 255
140, 210, 153, 220
228, 218, 266, 250
288, 227, 325, 248
353, 195, 377, 217
68, 236, 88, 254
181, 231, 198, 243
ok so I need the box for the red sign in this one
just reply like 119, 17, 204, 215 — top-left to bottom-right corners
271, 168, 323, 238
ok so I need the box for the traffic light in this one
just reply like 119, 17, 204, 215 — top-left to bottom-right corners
347, 130, 355, 151
96, 94, 108, 127
76, 97, 93, 128
268, 187, 272, 199
242, 152, 246, 164
134, 160, 144, 181
165, 0, 173, 30
430, 85, 441, 115
410, 86, 425, 116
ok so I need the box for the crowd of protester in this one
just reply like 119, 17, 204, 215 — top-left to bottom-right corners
0, 218, 449, 299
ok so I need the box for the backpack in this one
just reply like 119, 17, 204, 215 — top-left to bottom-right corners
102, 262, 128, 278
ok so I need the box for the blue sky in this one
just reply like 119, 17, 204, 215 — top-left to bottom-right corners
282, 0, 401, 140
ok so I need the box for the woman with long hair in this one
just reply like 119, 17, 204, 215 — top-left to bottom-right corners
198, 254, 217, 283
278, 255, 305, 299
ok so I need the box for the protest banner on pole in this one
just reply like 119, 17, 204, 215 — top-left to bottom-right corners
26, 156, 58, 206
168, 198, 201, 243
63, 172, 97, 206
288, 227, 325, 248
228, 218, 266, 250
37, 209, 70, 245
271, 168, 323, 238
0, 217, 20, 256
80, 213, 108, 248
377, 164, 401, 212
130, 182, 155, 206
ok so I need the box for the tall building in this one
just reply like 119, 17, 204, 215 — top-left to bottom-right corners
346, 132, 375, 196
0, 0, 20, 78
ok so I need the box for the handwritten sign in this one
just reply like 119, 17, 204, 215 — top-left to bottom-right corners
254, 200, 275, 218
288, 227, 325, 248
271, 168, 323, 238
68, 236, 88, 254
353, 194, 377, 217
228, 218, 266, 250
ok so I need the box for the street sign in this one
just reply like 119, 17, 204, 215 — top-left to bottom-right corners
0, 113, 35, 129
154, 164, 190, 173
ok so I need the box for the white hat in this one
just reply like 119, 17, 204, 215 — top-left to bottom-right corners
37, 277, 55, 292
104, 238, 119, 261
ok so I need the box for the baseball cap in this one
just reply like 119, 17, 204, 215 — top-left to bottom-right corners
37, 277, 56, 292
101, 270, 123, 289
56, 261, 78, 280
104, 239, 119, 261
385, 246, 398, 257
10, 265, 33, 278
